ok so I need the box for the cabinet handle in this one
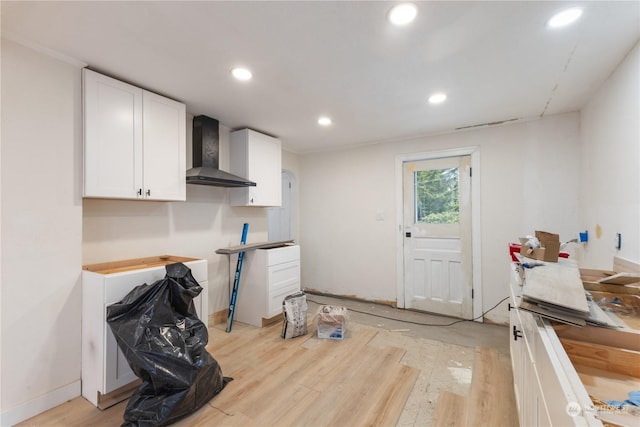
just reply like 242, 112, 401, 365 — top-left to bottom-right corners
512, 325, 523, 341
508, 303, 514, 311
137, 188, 142, 196
146, 189, 151, 197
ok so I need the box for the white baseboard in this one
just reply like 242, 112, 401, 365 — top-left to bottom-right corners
0, 380, 80, 427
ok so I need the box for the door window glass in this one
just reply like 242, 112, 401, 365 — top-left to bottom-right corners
414, 167, 459, 224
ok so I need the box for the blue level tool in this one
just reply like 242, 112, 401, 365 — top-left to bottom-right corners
226, 223, 249, 332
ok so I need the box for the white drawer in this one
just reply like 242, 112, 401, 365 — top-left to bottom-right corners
100, 259, 206, 304
268, 283, 301, 318
268, 260, 300, 293
262, 244, 300, 266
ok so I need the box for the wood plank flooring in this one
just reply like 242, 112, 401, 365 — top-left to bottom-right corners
17, 319, 518, 426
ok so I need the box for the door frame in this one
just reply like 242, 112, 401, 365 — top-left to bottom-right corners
395, 146, 482, 321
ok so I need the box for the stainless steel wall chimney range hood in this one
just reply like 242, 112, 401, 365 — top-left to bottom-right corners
186, 115, 256, 187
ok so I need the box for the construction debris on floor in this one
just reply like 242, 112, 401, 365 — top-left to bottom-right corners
281, 291, 309, 339
314, 305, 349, 340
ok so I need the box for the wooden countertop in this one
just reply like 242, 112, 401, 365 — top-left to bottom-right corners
215, 240, 295, 254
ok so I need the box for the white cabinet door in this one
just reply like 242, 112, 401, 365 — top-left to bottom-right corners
83, 68, 143, 199
142, 91, 186, 201
230, 129, 282, 206
83, 69, 186, 201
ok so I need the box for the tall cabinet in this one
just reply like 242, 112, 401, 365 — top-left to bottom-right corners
82, 69, 186, 201
230, 129, 282, 207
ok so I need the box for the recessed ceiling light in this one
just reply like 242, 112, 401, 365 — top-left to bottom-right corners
547, 7, 583, 28
318, 117, 332, 126
428, 93, 447, 104
388, 3, 417, 26
231, 67, 252, 81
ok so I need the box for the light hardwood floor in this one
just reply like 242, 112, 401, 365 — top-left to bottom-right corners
17, 318, 518, 426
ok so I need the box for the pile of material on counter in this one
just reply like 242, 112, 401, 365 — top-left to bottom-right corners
518, 252, 640, 426
580, 267, 640, 330
518, 258, 622, 328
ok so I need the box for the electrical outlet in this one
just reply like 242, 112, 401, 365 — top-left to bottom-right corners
579, 230, 588, 243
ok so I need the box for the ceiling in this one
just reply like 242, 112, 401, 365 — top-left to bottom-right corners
2, 1, 639, 153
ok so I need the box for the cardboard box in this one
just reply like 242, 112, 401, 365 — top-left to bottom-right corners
519, 231, 560, 262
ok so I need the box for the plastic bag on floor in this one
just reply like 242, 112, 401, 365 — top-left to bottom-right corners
107, 262, 232, 426
313, 305, 349, 340
281, 291, 308, 339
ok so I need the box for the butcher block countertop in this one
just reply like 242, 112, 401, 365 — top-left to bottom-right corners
215, 240, 294, 254
82, 255, 199, 275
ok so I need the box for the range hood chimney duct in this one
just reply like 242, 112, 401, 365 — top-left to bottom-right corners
186, 115, 256, 187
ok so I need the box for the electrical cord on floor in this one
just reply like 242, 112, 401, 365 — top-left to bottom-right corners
306, 295, 510, 327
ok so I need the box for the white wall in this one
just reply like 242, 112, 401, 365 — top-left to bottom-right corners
1, 39, 83, 424
580, 41, 640, 269
299, 113, 582, 324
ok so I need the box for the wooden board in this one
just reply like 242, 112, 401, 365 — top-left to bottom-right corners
523, 261, 589, 314
560, 337, 640, 378
598, 272, 640, 285
432, 391, 468, 427
614, 256, 640, 275
215, 240, 294, 254
83, 255, 199, 274
554, 324, 640, 352
574, 364, 640, 402
466, 347, 519, 427
580, 268, 617, 281
583, 281, 640, 295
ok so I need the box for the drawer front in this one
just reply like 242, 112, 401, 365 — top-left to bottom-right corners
268, 283, 301, 318
263, 245, 300, 266
268, 260, 300, 293
103, 269, 166, 304
102, 259, 206, 304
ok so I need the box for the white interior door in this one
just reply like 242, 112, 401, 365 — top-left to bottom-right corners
403, 155, 473, 319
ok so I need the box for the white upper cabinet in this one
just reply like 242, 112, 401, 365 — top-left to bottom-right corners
230, 129, 282, 207
83, 69, 186, 201
141, 91, 186, 201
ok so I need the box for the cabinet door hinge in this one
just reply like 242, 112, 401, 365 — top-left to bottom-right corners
469, 167, 472, 177
471, 289, 474, 299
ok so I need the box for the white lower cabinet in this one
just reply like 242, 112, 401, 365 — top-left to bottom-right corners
509, 262, 601, 427
233, 245, 300, 327
81, 256, 208, 408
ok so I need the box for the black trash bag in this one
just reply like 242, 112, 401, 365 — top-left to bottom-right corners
107, 262, 232, 427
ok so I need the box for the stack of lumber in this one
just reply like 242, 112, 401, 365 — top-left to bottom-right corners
581, 268, 640, 296
520, 260, 620, 328
520, 260, 590, 326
